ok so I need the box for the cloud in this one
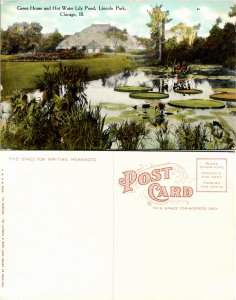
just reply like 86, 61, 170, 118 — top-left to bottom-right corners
193, 5, 234, 36
138, 4, 153, 17
171, 8, 194, 25
197, 6, 218, 21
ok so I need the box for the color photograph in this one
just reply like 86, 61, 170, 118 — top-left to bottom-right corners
1, 0, 236, 150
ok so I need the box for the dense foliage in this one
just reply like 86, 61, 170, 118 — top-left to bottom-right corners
1, 23, 66, 54
160, 21, 235, 67
1, 22, 43, 54
1, 63, 147, 150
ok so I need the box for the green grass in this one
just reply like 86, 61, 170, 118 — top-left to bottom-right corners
168, 99, 225, 109
1, 55, 136, 97
1, 54, 20, 62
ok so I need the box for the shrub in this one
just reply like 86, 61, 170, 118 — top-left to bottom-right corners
116, 45, 126, 53
101, 45, 113, 53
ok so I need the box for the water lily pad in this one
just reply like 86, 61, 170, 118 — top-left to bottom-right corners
174, 89, 203, 94
168, 99, 225, 109
114, 86, 151, 92
210, 93, 236, 101
129, 92, 169, 100
227, 107, 236, 112
213, 88, 236, 93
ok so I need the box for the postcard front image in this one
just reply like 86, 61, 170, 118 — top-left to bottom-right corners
1, 0, 235, 151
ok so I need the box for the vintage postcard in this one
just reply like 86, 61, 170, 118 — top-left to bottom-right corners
0, 150, 235, 299
1, 0, 235, 150
0, 1, 235, 300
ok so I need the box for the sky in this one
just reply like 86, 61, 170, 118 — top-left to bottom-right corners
1, 0, 235, 37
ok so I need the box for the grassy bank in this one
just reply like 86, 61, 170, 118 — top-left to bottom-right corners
1, 55, 136, 97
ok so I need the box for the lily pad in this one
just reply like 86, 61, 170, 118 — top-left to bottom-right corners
210, 93, 236, 101
213, 88, 236, 93
168, 99, 225, 109
129, 92, 169, 100
174, 89, 203, 94
227, 107, 236, 112
114, 86, 151, 92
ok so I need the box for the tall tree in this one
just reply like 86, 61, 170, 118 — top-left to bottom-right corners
147, 5, 171, 61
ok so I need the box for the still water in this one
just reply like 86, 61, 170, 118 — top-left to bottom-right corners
1, 69, 235, 128
85, 70, 235, 129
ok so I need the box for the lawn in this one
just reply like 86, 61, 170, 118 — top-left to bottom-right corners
1, 55, 136, 97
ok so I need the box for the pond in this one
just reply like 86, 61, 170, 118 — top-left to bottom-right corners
85, 69, 236, 130
1, 67, 235, 133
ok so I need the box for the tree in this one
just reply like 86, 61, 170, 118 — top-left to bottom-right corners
228, 4, 236, 17
1, 22, 42, 54
204, 19, 235, 64
147, 5, 171, 61
40, 29, 63, 52
168, 23, 201, 46
105, 26, 128, 53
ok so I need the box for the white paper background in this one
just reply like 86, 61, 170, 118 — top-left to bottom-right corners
0, 151, 235, 300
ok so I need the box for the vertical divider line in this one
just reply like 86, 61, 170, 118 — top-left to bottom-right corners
112, 151, 115, 300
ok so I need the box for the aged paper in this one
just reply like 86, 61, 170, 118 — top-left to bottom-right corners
0, 151, 235, 300
1, 0, 235, 299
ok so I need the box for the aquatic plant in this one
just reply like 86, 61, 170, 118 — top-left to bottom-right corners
210, 93, 236, 101
207, 121, 236, 149
1, 64, 113, 150
114, 86, 151, 92
168, 99, 225, 109
155, 122, 175, 150
110, 120, 150, 150
129, 92, 169, 99
174, 89, 202, 94
175, 121, 209, 150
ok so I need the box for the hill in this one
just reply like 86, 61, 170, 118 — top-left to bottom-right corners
56, 24, 145, 53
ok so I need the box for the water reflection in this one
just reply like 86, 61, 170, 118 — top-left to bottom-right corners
2, 69, 235, 129
86, 70, 235, 108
